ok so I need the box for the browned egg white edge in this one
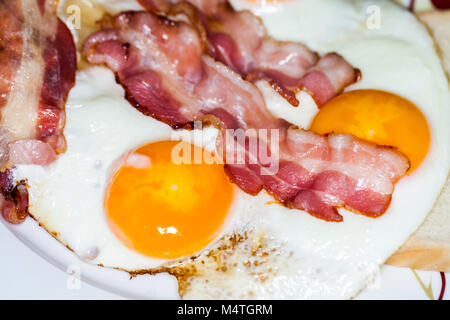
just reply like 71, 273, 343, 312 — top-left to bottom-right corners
26, 201, 286, 298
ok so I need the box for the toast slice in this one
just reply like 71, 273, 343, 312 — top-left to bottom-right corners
386, 10, 450, 272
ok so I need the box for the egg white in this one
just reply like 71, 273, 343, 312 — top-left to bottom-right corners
14, 0, 450, 299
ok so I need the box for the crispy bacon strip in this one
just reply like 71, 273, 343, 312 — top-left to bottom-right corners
0, 170, 28, 225
0, 0, 76, 223
84, 11, 408, 222
138, 0, 360, 106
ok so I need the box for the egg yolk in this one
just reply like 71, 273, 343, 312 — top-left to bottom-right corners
310, 89, 430, 172
105, 140, 234, 259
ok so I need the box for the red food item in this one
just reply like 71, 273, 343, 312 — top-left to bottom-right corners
431, 0, 450, 9
138, 0, 359, 107
84, 11, 409, 222
0, 170, 29, 225
0, 0, 76, 223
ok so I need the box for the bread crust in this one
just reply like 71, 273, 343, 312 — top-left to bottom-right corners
388, 171, 450, 271
387, 240, 450, 272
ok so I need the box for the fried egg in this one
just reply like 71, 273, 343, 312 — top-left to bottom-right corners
13, 0, 449, 299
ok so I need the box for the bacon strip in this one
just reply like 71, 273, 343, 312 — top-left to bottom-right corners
0, 170, 28, 225
84, 11, 408, 222
138, 0, 360, 106
0, 0, 76, 223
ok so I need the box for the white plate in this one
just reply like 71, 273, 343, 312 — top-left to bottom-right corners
0, 216, 447, 300
0, 220, 121, 300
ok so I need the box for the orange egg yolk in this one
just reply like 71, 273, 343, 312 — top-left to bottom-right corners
105, 140, 234, 259
310, 89, 430, 172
